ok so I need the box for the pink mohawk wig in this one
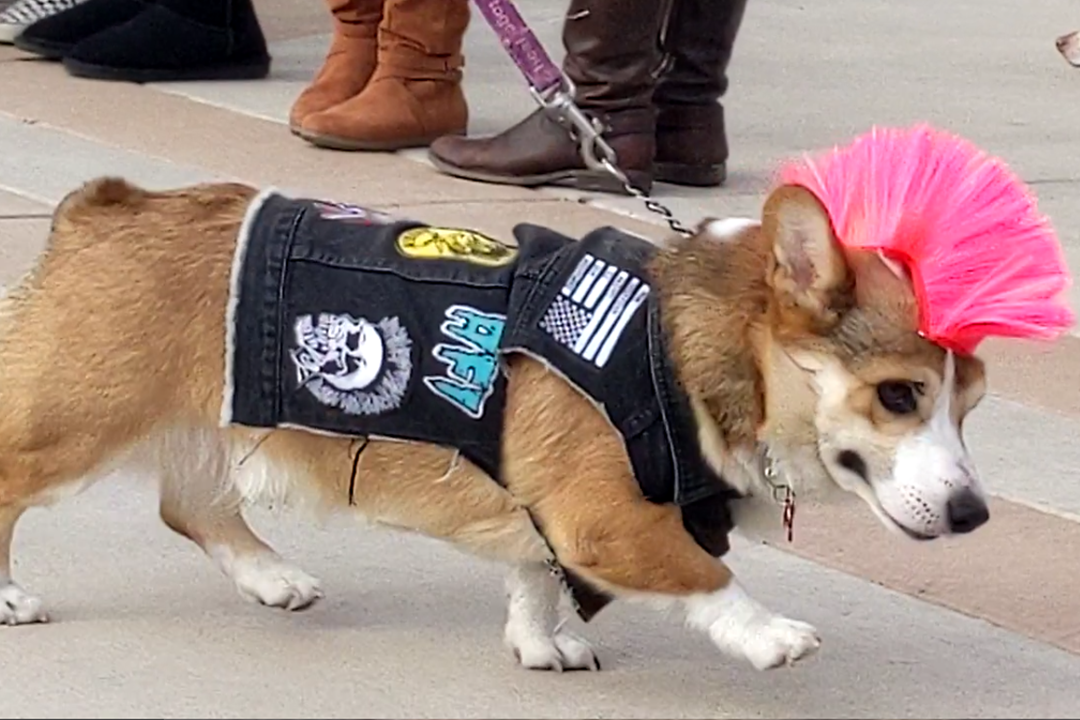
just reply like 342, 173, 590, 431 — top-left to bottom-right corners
775, 124, 1075, 355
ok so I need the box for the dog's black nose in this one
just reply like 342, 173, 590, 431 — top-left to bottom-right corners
947, 489, 990, 534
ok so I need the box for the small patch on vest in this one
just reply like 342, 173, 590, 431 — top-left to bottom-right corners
396, 226, 518, 266
313, 200, 395, 225
423, 304, 506, 419
538, 253, 651, 368
290, 313, 413, 415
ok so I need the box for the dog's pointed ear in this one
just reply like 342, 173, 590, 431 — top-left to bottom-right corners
762, 185, 851, 322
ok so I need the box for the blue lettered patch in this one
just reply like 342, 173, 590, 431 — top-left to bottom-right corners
423, 304, 506, 419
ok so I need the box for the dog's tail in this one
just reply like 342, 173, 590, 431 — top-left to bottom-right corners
0, 177, 149, 331
53, 177, 147, 227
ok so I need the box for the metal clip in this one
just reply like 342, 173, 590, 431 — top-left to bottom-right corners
531, 81, 617, 173
529, 79, 693, 237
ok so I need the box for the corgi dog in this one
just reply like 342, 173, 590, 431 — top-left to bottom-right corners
0, 126, 1069, 673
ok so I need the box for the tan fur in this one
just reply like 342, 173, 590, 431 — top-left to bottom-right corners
502, 359, 732, 596
0, 179, 246, 505
0, 176, 993, 670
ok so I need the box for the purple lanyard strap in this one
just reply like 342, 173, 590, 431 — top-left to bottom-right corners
472, 0, 565, 98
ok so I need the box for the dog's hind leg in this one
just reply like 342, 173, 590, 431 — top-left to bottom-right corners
244, 431, 597, 666
156, 428, 322, 611
503, 562, 599, 672
0, 423, 149, 626
0, 504, 47, 625
0, 177, 274, 624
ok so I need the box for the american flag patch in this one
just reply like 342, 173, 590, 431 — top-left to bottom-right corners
538, 253, 651, 369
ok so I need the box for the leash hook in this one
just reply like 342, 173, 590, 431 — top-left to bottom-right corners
531, 83, 693, 237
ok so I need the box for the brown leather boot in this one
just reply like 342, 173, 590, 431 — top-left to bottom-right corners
288, 0, 383, 133
428, 0, 672, 195
297, 0, 469, 151
653, 0, 748, 187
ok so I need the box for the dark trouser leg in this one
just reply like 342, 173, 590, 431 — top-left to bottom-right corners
653, 0, 749, 187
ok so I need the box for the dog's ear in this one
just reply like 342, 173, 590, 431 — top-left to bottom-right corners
762, 184, 851, 322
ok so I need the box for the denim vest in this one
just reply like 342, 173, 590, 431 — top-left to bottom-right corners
225, 192, 742, 619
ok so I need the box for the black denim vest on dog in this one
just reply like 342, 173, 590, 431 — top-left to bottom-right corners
225, 192, 513, 481
225, 192, 742, 619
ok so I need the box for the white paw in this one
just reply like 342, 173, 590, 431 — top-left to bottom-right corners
736, 616, 821, 671
0, 583, 48, 626
686, 581, 821, 671
230, 554, 323, 611
506, 627, 601, 672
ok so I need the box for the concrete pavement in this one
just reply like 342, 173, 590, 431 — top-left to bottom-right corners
2, 0, 1080, 717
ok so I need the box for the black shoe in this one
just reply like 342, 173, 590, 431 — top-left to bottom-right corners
14, 0, 149, 60
61, 0, 271, 83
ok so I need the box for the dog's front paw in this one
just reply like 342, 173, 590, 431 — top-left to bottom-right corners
506, 627, 601, 672
0, 583, 48, 626
738, 616, 821, 670
553, 631, 602, 671
688, 582, 821, 671
231, 554, 324, 611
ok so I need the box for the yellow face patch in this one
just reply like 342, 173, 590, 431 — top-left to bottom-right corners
396, 227, 518, 267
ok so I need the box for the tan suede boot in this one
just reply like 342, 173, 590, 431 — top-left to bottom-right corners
288, 0, 384, 133
297, 0, 469, 151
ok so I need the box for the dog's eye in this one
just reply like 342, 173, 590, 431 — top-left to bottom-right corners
876, 381, 921, 415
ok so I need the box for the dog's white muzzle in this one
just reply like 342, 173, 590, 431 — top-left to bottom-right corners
874, 352, 989, 539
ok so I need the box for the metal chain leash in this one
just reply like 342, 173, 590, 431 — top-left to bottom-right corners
597, 157, 694, 237
532, 83, 694, 238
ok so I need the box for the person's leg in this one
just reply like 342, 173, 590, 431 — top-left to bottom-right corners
653, 0, 749, 187
288, 0, 383, 133
60, 0, 271, 83
296, 0, 469, 151
427, 0, 671, 195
